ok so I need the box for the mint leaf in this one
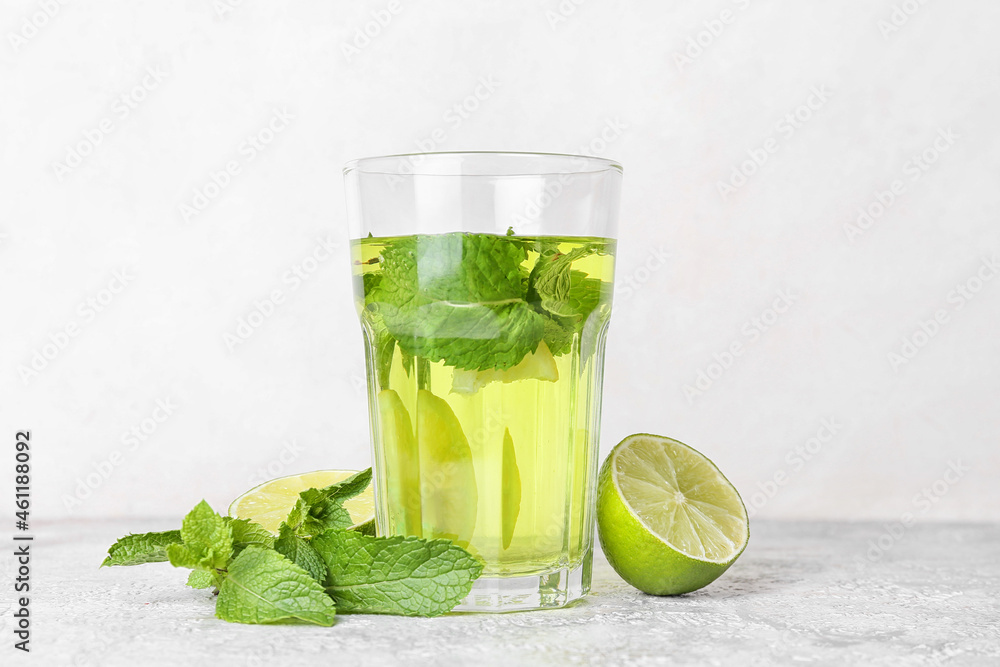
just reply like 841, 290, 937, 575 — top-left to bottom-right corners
165, 501, 233, 571
226, 517, 274, 557
182, 500, 233, 570
166, 543, 202, 569
541, 314, 575, 356
378, 301, 545, 372
529, 247, 604, 321
399, 347, 414, 377
101, 530, 181, 567
284, 468, 373, 537
313, 530, 483, 617
375, 327, 395, 389
353, 518, 377, 536
186, 570, 215, 589
215, 546, 336, 626
275, 524, 327, 583
370, 233, 544, 371
529, 248, 575, 315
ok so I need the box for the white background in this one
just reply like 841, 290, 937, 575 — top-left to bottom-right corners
1, 0, 998, 524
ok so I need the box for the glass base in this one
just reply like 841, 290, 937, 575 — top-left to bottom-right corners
454, 552, 592, 612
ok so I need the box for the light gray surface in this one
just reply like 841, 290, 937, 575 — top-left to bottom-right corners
6, 520, 999, 666
5, 1, 1000, 526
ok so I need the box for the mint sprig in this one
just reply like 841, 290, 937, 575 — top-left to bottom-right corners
362, 232, 611, 376
100, 467, 483, 623
369, 233, 546, 371
166, 500, 233, 573
282, 468, 372, 537
101, 530, 181, 567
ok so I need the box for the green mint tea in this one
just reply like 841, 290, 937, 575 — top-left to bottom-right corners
352, 232, 615, 579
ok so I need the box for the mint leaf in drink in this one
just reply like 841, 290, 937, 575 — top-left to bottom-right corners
186, 570, 215, 589
541, 314, 575, 356
378, 300, 545, 372
312, 530, 483, 617
215, 546, 336, 626
226, 517, 274, 557
166, 500, 233, 571
370, 233, 545, 371
375, 328, 396, 389
283, 468, 373, 537
101, 530, 181, 566
275, 524, 327, 583
529, 246, 604, 321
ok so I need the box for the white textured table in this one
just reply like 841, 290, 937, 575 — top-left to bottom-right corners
6, 520, 999, 666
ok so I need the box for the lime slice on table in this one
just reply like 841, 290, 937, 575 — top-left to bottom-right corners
228, 470, 375, 535
596, 434, 749, 595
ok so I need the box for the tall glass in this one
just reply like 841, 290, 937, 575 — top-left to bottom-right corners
344, 152, 621, 611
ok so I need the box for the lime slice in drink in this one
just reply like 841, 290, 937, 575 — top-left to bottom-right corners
596, 434, 748, 595
377, 389, 422, 536
501, 428, 521, 550
228, 470, 375, 535
451, 340, 559, 394
417, 389, 478, 548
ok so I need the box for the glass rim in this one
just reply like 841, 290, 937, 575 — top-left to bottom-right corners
343, 151, 623, 177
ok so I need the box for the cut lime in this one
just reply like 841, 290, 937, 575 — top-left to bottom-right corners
501, 428, 521, 550
377, 389, 423, 536
416, 389, 478, 548
451, 340, 559, 394
228, 470, 375, 535
596, 434, 748, 595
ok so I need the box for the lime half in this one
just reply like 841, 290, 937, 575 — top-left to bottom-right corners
596, 434, 748, 595
228, 470, 375, 534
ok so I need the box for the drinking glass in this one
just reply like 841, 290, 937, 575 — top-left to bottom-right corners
344, 151, 621, 611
